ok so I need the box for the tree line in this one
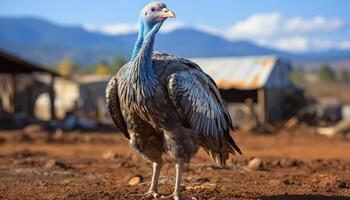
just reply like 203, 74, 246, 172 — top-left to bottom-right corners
56, 57, 127, 76
291, 64, 350, 85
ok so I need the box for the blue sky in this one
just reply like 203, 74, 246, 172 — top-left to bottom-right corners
1, 0, 350, 52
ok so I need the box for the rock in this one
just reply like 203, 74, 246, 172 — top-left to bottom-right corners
128, 175, 143, 186
45, 159, 70, 169
52, 129, 64, 141
63, 179, 72, 185
337, 181, 347, 188
282, 179, 291, 185
290, 159, 302, 167
248, 158, 263, 170
195, 177, 210, 183
23, 124, 43, 134
45, 159, 57, 169
325, 187, 333, 192
102, 151, 119, 160
205, 166, 215, 170
35, 180, 48, 187
285, 117, 299, 129
272, 160, 281, 167
280, 159, 302, 167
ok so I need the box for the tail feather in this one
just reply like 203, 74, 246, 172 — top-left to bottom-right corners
206, 149, 229, 168
227, 134, 242, 155
202, 130, 242, 168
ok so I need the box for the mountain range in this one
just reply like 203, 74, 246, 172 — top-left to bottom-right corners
0, 17, 350, 67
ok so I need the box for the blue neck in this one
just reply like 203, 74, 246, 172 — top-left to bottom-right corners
124, 19, 163, 104
130, 20, 144, 61
131, 19, 161, 61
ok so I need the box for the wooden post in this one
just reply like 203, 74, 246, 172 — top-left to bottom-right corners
258, 88, 266, 123
97, 97, 105, 123
49, 74, 56, 120
11, 73, 16, 113
27, 80, 34, 118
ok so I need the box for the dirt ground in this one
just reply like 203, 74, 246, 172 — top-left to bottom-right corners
0, 125, 350, 200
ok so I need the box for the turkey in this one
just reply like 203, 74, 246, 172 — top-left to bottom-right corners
106, 2, 241, 199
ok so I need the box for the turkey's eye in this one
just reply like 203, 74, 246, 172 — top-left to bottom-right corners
150, 7, 156, 12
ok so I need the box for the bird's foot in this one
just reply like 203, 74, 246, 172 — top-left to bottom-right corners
130, 190, 160, 199
161, 192, 196, 200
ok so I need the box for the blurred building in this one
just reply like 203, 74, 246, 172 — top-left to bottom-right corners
192, 55, 298, 124
74, 74, 112, 124
0, 51, 78, 127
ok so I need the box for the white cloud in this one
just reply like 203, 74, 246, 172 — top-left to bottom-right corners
285, 16, 344, 33
83, 23, 138, 35
311, 38, 335, 49
226, 13, 282, 39
160, 21, 186, 33
256, 38, 269, 46
339, 41, 350, 49
264, 37, 350, 52
271, 36, 309, 52
309, 39, 350, 51
224, 13, 344, 40
194, 24, 222, 35
210, 13, 346, 52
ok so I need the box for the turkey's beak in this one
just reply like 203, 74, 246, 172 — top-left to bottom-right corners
161, 8, 176, 18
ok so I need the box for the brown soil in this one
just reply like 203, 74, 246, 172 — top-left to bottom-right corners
0, 126, 350, 199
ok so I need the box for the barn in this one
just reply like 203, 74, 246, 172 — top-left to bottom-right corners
192, 55, 298, 124
0, 51, 78, 127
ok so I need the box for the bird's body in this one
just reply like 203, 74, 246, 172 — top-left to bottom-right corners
116, 53, 198, 164
107, 52, 241, 165
106, 2, 241, 199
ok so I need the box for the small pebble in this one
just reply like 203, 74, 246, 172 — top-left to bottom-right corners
248, 158, 263, 170
128, 175, 143, 186
102, 151, 118, 160
45, 159, 69, 169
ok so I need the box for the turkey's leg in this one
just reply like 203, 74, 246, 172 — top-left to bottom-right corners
130, 161, 162, 198
148, 161, 162, 194
173, 162, 183, 199
161, 162, 189, 200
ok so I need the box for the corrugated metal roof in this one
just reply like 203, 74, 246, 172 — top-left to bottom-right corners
191, 56, 278, 90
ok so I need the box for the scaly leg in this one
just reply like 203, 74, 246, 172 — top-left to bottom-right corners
130, 161, 162, 199
161, 162, 193, 200
173, 162, 183, 199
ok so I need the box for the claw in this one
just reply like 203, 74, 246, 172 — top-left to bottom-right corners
130, 190, 160, 199
160, 193, 180, 200
160, 193, 196, 200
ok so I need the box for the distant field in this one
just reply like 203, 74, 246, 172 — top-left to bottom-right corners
304, 82, 350, 104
